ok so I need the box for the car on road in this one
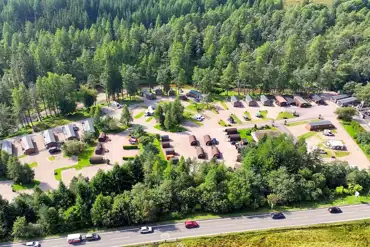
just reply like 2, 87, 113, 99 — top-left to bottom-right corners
67, 234, 83, 244
328, 207, 342, 214
48, 147, 61, 154
25, 241, 40, 247
85, 233, 100, 241
271, 212, 285, 219
140, 226, 153, 234
185, 220, 199, 229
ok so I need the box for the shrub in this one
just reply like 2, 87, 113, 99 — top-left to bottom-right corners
123, 145, 139, 150
138, 136, 155, 146
122, 156, 135, 160
62, 140, 86, 156
82, 131, 95, 145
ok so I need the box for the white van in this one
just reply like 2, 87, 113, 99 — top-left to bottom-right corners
67, 233, 83, 244
111, 101, 122, 109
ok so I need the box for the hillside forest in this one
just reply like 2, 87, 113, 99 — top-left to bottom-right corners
0, 0, 370, 136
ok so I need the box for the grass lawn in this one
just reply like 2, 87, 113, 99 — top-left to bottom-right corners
54, 146, 95, 181
153, 138, 166, 160
48, 156, 56, 161
341, 121, 369, 159
276, 111, 295, 120
12, 180, 40, 191
183, 111, 204, 126
219, 101, 229, 110
244, 111, 251, 120
117, 96, 144, 106
145, 116, 153, 122
134, 111, 145, 119
287, 119, 321, 126
154, 124, 187, 133
298, 131, 317, 140
334, 151, 350, 158
230, 114, 242, 124
29, 162, 38, 168
144, 219, 370, 247
238, 129, 255, 143
218, 119, 228, 127
255, 110, 269, 119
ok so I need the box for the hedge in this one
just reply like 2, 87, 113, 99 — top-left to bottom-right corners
122, 156, 135, 160
123, 145, 139, 150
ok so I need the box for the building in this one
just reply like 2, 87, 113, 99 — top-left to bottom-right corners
305, 120, 335, 131
228, 134, 241, 142
95, 143, 104, 155
311, 94, 325, 105
143, 90, 156, 100
162, 142, 171, 148
326, 140, 345, 150
284, 96, 295, 105
154, 88, 163, 95
43, 129, 57, 149
161, 135, 170, 142
196, 147, 206, 159
275, 95, 287, 107
21, 135, 36, 155
203, 135, 212, 146
1, 140, 13, 155
82, 118, 95, 133
337, 97, 359, 107
251, 130, 281, 142
294, 96, 311, 108
189, 135, 197, 146
165, 148, 175, 155
211, 146, 221, 159
230, 96, 242, 107
186, 90, 202, 99
224, 128, 238, 135
98, 132, 107, 142
260, 95, 273, 106
245, 94, 258, 106
331, 94, 350, 103
63, 124, 77, 140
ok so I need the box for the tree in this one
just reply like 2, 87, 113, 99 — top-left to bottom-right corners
220, 62, 235, 96
120, 105, 132, 127
80, 85, 97, 108
343, 81, 361, 95
121, 64, 139, 99
154, 104, 165, 126
91, 194, 113, 227
335, 107, 357, 121
0, 104, 15, 136
62, 141, 86, 156
355, 84, 370, 105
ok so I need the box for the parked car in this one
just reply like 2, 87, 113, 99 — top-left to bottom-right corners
243, 115, 250, 121
185, 220, 199, 229
140, 226, 153, 234
227, 117, 235, 124
271, 212, 285, 219
328, 207, 342, 214
111, 101, 122, 109
48, 147, 61, 154
293, 111, 299, 117
194, 114, 205, 121
85, 233, 100, 241
25, 241, 40, 247
211, 138, 218, 145
323, 129, 334, 136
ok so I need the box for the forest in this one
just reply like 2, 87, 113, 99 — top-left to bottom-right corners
0, 0, 370, 136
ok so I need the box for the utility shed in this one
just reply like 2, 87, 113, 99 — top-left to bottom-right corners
294, 96, 311, 108
98, 132, 107, 142
230, 96, 242, 107
95, 143, 104, 155
245, 94, 258, 106
189, 135, 197, 146
43, 129, 57, 148
204, 135, 212, 146
161, 135, 169, 142
228, 134, 241, 142
162, 142, 171, 148
331, 94, 350, 103
275, 95, 287, 107
337, 97, 359, 107
165, 148, 175, 155
224, 128, 238, 135
143, 90, 156, 100
82, 118, 95, 133
311, 94, 325, 105
211, 146, 221, 159
260, 95, 273, 106
1, 140, 13, 155
306, 120, 335, 131
63, 124, 77, 140
196, 147, 206, 159
21, 135, 35, 155
285, 96, 295, 105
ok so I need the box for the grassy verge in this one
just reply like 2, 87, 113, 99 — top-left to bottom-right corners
238, 129, 255, 143
117, 97, 144, 106
153, 138, 166, 160
29, 162, 38, 168
298, 131, 317, 140
219, 101, 229, 110
134, 111, 145, 119
136, 219, 370, 247
54, 146, 95, 181
230, 114, 242, 124
276, 111, 295, 120
123, 145, 139, 150
244, 111, 251, 120
218, 119, 228, 127
12, 180, 40, 191
341, 121, 369, 159
334, 151, 350, 158
146, 116, 153, 122
287, 119, 320, 127
154, 124, 187, 133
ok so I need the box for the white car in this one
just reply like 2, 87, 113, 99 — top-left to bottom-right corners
111, 101, 122, 109
194, 114, 205, 121
139, 226, 153, 234
25, 242, 40, 247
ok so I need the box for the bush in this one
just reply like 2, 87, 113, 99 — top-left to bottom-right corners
122, 156, 135, 160
62, 140, 86, 156
82, 131, 96, 145
123, 145, 139, 150
138, 136, 155, 146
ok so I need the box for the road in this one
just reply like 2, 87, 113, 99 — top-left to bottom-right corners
2, 204, 370, 247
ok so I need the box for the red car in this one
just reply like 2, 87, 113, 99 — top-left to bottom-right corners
185, 220, 199, 229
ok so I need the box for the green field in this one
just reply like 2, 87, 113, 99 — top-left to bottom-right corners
238, 128, 255, 143
12, 180, 40, 191
136, 219, 370, 247
276, 111, 295, 120
298, 131, 317, 140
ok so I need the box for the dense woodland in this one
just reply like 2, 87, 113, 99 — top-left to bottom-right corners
0, 0, 370, 135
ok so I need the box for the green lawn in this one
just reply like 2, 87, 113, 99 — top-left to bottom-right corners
238, 128, 255, 143
12, 180, 40, 191
298, 131, 317, 140
341, 121, 369, 159
153, 138, 166, 160
142, 219, 370, 247
48, 156, 56, 161
146, 116, 153, 122
255, 110, 268, 119
244, 111, 251, 120
183, 111, 204, 126
154, 124, 187, 133
218, 119, 228, 127
29, 162, 38, 168
117, 96, 144, 106
334, 151, 350, 158
287, 119, 320, 127
134, 111, 145, 119
276, 111, 295, 120
54, 146, 95, 181
230, 114, 242, 124
219, 101, 229, 110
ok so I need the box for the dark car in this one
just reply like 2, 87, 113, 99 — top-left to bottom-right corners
72, 124, 79, 131
85, 233, 100, 241
271, 212, 285, 219
227, 117, 235, 124
328, 207, 342, 214
185, 220, 199, 229
48, 147, 61, 154
211, 138, 218, 145
243, 115, 250, 121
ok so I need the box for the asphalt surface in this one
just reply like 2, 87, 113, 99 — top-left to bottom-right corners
2, 204, 370, 247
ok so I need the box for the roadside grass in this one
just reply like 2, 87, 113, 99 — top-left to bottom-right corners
153, 138, 166, 160
18, 154, 27, 159
244, 111, 251, 120
219, 101, 229, 110
218, 119, 229, 127
134, 111, 145, 119
54, 146, 95, 181
12, 180, 40, 191
276, 111, 295, 120
154, 124, 187, 133
142, 219, 370, 247
146, 116, 153, 122
341, 121, 369, 159
298, 131, 317, 140
29, 162, 38, 168
286, 118, 320, 127
334, 151, 350, 158
230, 114, 242, 124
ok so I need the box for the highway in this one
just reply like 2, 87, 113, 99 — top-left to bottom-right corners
2, 204, 370, 247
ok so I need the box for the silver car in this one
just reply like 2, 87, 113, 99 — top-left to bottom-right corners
139, 226, 153, 234
25, 242, 40, 247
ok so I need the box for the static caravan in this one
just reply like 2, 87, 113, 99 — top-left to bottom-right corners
196, 147, 206, 159
43, 129, 57, 149
189, 135, 197, 146
260, 95, 273, 106
245, 94, 258, 107
1, 140, 13, 155
203, 135, 212, 146
211, 146, 221, 159
21, 135, 36, 155
230, 96, 242, 107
